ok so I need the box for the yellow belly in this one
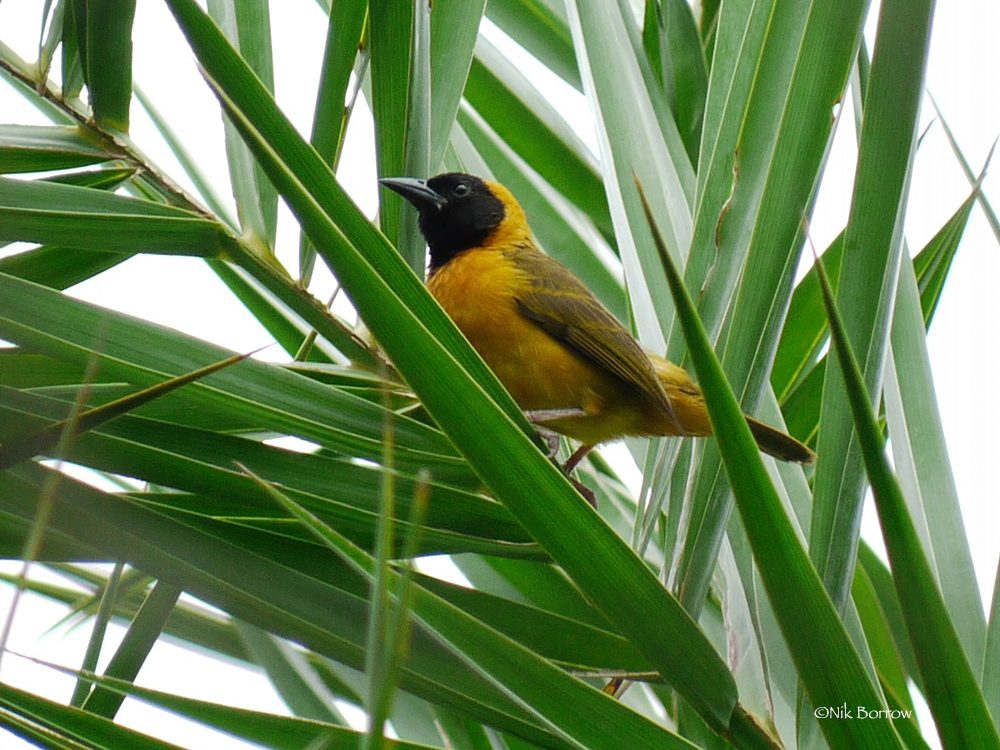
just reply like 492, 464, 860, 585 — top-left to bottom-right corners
428, 248, 649, 443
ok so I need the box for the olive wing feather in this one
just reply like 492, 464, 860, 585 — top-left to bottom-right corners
509, 249, 671, 413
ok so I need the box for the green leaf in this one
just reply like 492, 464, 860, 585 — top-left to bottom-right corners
70, 562, 125, 708
208, 0, 279, 248
429, 0, 485, 167
0, 176, 231, 256
811, 0, 937, 611
930, 95, 1000, 246
246, 466, 700, 750
986, 560, 1000, 730
815, 245, 1000, 750
639, 182, 902, 749
0, 246, 126, 289
0, 124, 111, 173
0, 462, 595, 747
885, 256, 987, 675
14, 661, 443, 750
565, 0, 695, 349
0, 349, 252, 470
82, 581, 182, 718
234, 623, 347, 724
912, 189, 978, 326
665, 0, 869, 617
300, 0, 369, 283
643, 0, 707, 165
0, 679, 184, 750
771, 232, 846, 402
80, 0, 137, 131
0, 273, 458, 469
483, 0, 579, 88
370, 0, 419, 267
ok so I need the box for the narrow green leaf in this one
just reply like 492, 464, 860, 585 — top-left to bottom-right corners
0, 680, 184, 750
0, 273, 458, 468
235, 623, 346, 724
483, 0, 579, 88
428, 0, 485, 167
37, 0, 64, 84
912, 189, 978, 326
986, 560, 1000, 730
70, 561, 125, 708
771, 232, 846, 402
815, 247, 1000, 750
644, 0, 707, 164
82, 0, 136, 131
60, 0, 86, 100
10, 663, 440, 750
884, 256, 986, 672
245, 466, 700, 750
0, 124, 110, 173
0, 176, 231, 256
930, 95, 1000, 246
638, 182, 902, 749
0, 350, 253, 470
851, 563, 912, 713
397, 0, 432, 274
1, 463, 567, 747
673, 0, 881, 629
565, 0, 695, 348
0, 385, 535, 556
82, 580, 182, 718
301, 0, 369, 282
775, 191, 979, 450
811, 0, 936, 610
45, 166, 137, 190
370, 0, 418, 267
0, 246, 125, 289
208, 0, 279, 247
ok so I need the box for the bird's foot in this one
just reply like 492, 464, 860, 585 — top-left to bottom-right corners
522, 411, 598, 507
533, 425, 562, 459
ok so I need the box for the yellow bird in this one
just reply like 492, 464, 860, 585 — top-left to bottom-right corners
381, 173, 814, 484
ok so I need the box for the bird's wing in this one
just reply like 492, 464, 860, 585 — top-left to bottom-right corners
509, 248, 672, 413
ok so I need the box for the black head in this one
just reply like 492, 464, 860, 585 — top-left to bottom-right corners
379, 173, 506, 271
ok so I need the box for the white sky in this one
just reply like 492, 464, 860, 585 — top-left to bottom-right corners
1, 1, 998, 748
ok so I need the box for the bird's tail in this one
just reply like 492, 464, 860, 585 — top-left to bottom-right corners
745, 415, 815, 464
650, 353, 815, 464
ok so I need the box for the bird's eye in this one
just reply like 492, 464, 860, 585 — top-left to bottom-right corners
453, 183, 471, 197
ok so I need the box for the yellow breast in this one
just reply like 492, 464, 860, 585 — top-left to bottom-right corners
427, 247, 648, 443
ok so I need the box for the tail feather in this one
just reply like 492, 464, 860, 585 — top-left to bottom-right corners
746, 416, 815, 464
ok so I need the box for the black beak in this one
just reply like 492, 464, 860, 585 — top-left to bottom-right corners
379, 177, 447, 211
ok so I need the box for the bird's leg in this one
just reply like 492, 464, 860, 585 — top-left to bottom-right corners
563, 443, 594, 472
524, 408, 586, 459
524, 407, 589, 424
562, 444, 597, 508
523, 409, 598, 507
533, 426, 562, 459
567, 475, 597, 508
524, 409, 587, 458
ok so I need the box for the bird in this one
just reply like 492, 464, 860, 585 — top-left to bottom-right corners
380, 172, 814, 495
